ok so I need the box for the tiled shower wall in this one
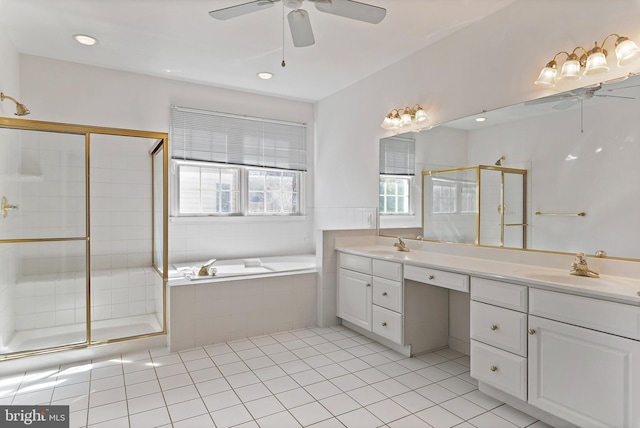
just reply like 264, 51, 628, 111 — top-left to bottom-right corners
10, 133, 161, 331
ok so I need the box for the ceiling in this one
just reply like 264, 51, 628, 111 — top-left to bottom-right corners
0, 0, 515, 101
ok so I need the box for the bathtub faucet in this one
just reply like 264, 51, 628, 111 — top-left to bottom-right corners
198, 258, 217, 276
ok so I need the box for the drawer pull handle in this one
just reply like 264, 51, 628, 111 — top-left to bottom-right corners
382, 322, 387, 327
382, 292, 388, 296
528, 329, 536, 335
490, 366, 498, 372
490, 324, 498, 331
428, 274, 435, 280
366, 283, 371, 287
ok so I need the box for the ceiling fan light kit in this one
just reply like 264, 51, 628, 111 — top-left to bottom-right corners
209, 0, 386, 50
534, 33, 640, 87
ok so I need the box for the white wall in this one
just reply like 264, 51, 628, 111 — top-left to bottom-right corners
17, 55, 317, 263
0, 28, 20, 351
315, 0, 640, 230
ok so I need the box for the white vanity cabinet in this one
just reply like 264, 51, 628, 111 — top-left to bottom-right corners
528, 289, 640, 428
470, 277, 528, 400
337, 253, 403, 344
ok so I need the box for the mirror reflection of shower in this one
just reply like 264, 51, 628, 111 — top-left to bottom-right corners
0, 93, 30, 116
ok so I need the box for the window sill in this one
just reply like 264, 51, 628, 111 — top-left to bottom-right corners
170, 215, 309, 224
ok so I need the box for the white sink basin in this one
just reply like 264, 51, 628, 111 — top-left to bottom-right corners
367, 249, 409, 258
515, 270, 635, 289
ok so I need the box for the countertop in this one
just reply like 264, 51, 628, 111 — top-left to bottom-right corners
336, 245, 640, 306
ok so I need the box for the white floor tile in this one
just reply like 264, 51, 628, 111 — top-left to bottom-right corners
210, 404, 253, 428
391, 390, 435, 413
256, 410, 302, 428
468, 411, 519, 428
245, 395, 286, 419
127, 391, 166, 414
290, 401, 334, 426
366, 398, 411, 423
491, 404, 538, 427
439, 396, 485, 420
162, 384, 200, 405
129, 406, 171, 428
415, 405, 464, 428
3, 328, 552, 428
172, 413, 216, 428
338, 407, 384, 428
202, 389, 241, 412
276, 387, 316, 409
319, 392, 361, 416
167, 397, 208, 422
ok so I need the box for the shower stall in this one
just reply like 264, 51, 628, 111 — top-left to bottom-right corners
422, 165, 528, 248
0, 117, 168, 360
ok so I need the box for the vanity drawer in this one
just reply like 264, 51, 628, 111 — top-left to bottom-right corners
339, 253, 372, 275
529, 288, 640, 340
372, 305, 403, 344
471, 301, 527, 357
372, 277, 402, 312
471, 277, 527, 312
373, 259, 402, 281
471, 340, 527, 401
404, 265, 469, 292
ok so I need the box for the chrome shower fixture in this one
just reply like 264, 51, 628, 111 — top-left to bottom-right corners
495, 155, 506, 166
1, 93, 30, 116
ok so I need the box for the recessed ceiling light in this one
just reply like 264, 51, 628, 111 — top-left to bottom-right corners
73, 34, 98, 46
257, 72, 273, 80
475, 117, 486, 122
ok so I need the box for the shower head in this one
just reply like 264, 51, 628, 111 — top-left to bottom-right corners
1, 92, 30, 116
495, 155, 505, 166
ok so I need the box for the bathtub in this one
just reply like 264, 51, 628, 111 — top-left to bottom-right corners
169, 255, 317, 283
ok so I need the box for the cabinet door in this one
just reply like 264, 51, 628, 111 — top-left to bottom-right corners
337, 268, 372, 331
528, 315, 640, 428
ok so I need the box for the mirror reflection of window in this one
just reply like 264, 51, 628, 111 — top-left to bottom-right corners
379, 135, 415, 216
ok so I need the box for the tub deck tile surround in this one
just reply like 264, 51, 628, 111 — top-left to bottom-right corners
0, 325, 552, 428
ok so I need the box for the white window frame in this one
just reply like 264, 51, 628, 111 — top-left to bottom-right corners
173, 160, 303, 217
379, 175, 413, 216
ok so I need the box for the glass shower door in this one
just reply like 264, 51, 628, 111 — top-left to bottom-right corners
0, 128, 87, 356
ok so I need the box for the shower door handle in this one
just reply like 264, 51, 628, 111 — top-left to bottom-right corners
1, 196, 18, 218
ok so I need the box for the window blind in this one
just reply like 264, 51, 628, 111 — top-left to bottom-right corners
379, 135, 415, 175
170, 106, 307, 171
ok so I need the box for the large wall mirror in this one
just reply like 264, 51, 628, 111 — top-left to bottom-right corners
380, 73, 640, 260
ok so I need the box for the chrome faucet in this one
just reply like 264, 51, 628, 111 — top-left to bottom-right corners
394, 237, 410, 252
198, 258, 217, 276
570, 252, 599, 278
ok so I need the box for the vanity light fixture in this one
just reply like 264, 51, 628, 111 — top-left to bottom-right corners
534, 33, 640, 87
381, 104, 428, 131
73, 34, 98, 46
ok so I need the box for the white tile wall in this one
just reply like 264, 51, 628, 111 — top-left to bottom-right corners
168, 273, 317, 351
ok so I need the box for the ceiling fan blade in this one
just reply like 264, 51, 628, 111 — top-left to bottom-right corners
315, 0, 386, 24
288, 9, 315, 47
209, 0, 280, 20
524, 95, 568, 106
553, 98, 580, 110
595, 94, 636, 100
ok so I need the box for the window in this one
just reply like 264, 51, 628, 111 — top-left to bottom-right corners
379, 176, 412, 214
177, 162, 240, 215
379, 135, 415, 215
170, 106, 306, 217
248, 169, 299, 214
431, 178, 477, 214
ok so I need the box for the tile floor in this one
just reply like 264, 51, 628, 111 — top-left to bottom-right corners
0, 325, 553, 428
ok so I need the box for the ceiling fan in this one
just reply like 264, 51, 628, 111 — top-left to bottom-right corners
209, 0, 386, 48
525, 84, 636, 110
